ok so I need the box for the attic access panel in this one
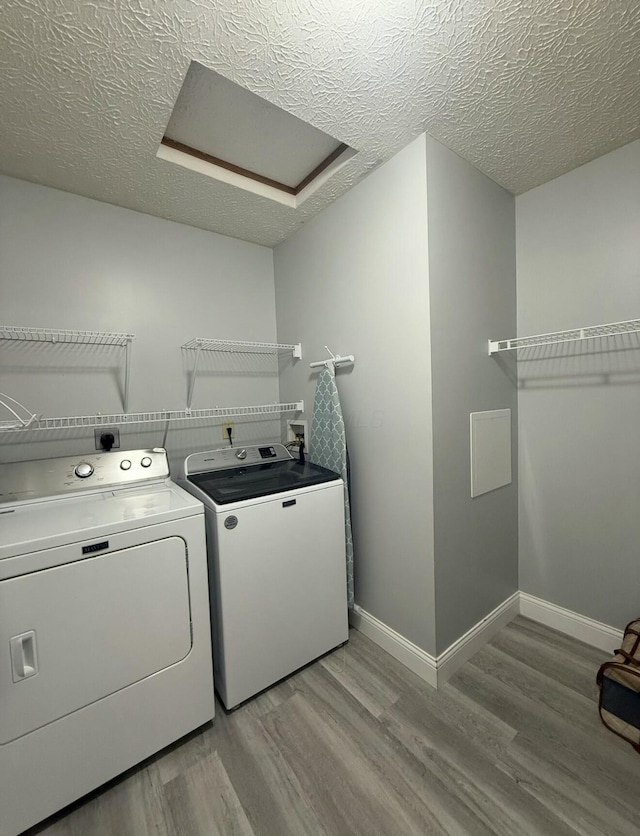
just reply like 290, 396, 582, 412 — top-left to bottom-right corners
160, 62, 351, 198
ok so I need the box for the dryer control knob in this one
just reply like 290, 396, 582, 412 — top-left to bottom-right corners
75, 462, 94, 479
140, 456, 152, 468
236, 449, 247, 460
120, 459, 132, 471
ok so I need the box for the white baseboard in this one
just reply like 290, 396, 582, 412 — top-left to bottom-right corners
350, 591, 621, 689
519, 592, 623, 654
436, 591, 521, 683
350, 591, 519, 688
349, 606, 437, 688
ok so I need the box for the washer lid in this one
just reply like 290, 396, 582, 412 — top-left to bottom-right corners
0, 482, 202, 560
187, 459, 340, 504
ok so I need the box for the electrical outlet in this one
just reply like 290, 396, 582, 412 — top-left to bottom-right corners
94, 428, 120, 451
222, 421, 235, 442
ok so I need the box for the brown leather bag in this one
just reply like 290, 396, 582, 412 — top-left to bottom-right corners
597, 618, 640, 752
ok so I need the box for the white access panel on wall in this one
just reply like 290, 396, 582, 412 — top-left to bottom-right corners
470, 409, 512, 498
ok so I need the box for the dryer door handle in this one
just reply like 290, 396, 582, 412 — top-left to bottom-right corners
10, 630, 38, 682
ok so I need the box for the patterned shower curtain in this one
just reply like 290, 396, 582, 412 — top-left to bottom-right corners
309, 364, 354, 608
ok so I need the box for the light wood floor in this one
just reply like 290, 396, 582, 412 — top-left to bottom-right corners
28, 617, 640, 836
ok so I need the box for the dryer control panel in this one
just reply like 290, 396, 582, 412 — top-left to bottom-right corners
0, 449, 170, 504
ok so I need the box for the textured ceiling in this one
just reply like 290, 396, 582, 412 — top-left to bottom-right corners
1, 0, 639, 247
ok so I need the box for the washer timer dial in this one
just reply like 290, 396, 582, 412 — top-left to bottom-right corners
74, 462, 94, 479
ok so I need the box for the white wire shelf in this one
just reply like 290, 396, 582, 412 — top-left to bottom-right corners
0, 402, 304, 432
1, 325, 135, 411
0, 325, 135, 346
182, 338, 302, 358
182, 338, 302, 410
488, 318, 640, 355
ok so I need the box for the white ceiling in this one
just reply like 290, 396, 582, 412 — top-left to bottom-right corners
1, 1, 639, 248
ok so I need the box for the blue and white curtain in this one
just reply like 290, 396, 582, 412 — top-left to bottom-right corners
310, 364, 354, 608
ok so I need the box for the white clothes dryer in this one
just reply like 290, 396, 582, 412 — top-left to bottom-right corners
0, 449, 214, 836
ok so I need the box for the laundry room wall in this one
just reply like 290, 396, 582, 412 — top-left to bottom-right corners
426, 137, 518, 655
0, 175, 279, 471
516, 140, 640, 630
274, 136, 437, 656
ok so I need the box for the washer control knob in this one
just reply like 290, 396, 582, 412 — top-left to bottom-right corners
75, 462, 94, 479
120, 459, 132, 471
140, 456, 152, 468
236, 449, 247, 460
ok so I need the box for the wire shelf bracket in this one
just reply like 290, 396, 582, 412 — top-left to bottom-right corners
488, 318, 640, 356
0, 325, 136, 411
0, 394, 38, 430
0, 402, 304, 433
182, 337, 302, 409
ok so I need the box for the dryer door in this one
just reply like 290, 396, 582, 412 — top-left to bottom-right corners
0, 536, 191, 744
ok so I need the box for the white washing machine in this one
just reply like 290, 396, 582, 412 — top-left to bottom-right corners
179, 443, 349, 709
0, 448, 214, 836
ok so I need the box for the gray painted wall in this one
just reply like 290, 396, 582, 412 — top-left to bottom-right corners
517, 140, 640, 629
426, 137, 518, 654
274, 136, 437, 655
0, 175, 278, 472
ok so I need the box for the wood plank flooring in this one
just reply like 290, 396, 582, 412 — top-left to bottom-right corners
27, 617, 640, 836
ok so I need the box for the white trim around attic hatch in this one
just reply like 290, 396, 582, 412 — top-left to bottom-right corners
156, 141, 356, 209
349, 591, 622, 690
157, 142, 296, 206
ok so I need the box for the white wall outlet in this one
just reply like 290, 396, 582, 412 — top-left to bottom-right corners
287, 419, 308, 446
222, 421, 235, 442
